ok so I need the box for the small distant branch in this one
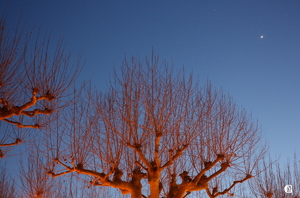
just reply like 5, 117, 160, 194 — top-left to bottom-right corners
161, 144, 188, 170
47, 169, 75, 178
89, 178, 103, 187
47, 158, 76, 178
127, 142, 151, 169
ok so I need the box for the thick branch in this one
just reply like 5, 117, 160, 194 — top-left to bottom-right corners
173, 154, 225, 198
2, 119, 40, 128
0, 138, 22, 147
191, 154, 225, 186
0, 89, 54, 120
17, 89, 54, 113
189, 161, 230, 192
21, 108, 53, 117
50, 158, 138, 196
154, 131, 162, 166
206, 161, 230, 182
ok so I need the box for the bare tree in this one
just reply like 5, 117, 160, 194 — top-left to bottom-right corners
0, 16, 81, 157
18, 149, 63, 198
249, 154, 300, 198
46, 54, 267, 198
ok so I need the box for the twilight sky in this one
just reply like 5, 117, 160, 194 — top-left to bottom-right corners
1, 0, 300, 178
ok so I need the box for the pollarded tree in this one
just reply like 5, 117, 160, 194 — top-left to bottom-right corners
46, 54, 267, 198
0, 16, 81, 157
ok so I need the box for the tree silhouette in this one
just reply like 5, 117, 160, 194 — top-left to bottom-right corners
45, 54, 267, 198
0, 16, 81, 157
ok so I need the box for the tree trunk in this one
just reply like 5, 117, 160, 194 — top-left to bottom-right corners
149, 182, 160, 198
148, 170, 161, 198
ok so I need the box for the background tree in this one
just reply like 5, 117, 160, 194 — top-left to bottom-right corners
18, 150, 63, 198
46, 54, 267, 198
0, 15, 81, 157
249, 154, 300, 198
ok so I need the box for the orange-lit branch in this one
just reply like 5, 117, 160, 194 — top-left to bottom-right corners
205, 174, 253, 197
206, 161, 231, 182
154, 131, 162, 167
189, 160, 230, 192
50, 158, 142, 197
48, 169, 75, 178
135, 161, 148, 171
0, 90, 55, 128
0, 138, 22, 147
127, 142, 151, 169
161, 144, 188, 169
191, 154, 225, 186
2, 119, 40, 128
0, 89, 54, 115
21, 108, 52, 117
172, 154, 225, 198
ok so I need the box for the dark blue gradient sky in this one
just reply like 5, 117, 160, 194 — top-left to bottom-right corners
2, 0, 300, 171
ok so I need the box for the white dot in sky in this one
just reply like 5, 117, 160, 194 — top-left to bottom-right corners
260, 35, 264, 38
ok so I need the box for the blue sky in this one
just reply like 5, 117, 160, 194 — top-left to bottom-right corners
1, 0, 300, 193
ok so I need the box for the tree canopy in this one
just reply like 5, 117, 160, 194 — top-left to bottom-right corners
44, 54, 267, 198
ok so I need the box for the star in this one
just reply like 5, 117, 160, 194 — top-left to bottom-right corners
260, 35, 264, 39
